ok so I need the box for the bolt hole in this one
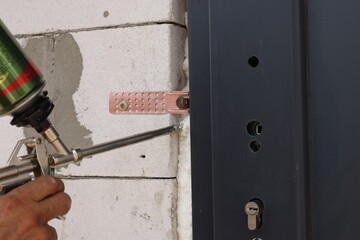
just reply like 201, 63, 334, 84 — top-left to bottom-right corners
140, 155, 146, 158
248, 56, 259, 68
247, 120, 262, 136
249, 140, 261, 152
103, 11, 109, 18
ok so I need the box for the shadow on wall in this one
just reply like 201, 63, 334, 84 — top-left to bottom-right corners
23, 34, 93, 152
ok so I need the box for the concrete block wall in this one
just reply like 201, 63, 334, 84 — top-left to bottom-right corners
0, 1, 191, 239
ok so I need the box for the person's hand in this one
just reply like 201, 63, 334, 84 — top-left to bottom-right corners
0, 176, 71, 240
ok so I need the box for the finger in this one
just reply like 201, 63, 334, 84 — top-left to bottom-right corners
11, 176, 65, 202
23, 225, 58, 240
48, 225, 58, 240
37, 192, 72, 222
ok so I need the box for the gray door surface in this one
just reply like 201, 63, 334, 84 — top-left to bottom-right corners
189, 0, 360, 239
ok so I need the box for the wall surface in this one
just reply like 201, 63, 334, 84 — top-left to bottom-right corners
0, 1, 191, 239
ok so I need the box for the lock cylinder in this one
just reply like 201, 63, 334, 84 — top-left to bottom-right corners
245, 199, 264, 231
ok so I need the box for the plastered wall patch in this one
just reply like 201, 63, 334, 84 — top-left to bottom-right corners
52, 34, 93, 150
22, 34, 93, 151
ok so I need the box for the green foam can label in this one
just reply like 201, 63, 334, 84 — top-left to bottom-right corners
0, 19, 44, 115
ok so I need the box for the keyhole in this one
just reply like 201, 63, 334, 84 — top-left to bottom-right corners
245, 199, 264, 231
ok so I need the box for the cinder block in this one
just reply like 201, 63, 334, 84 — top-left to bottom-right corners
53, 25, 186, 178
0, 116, 25, 163
50, 179, 177, 240
0, 0, 186, 35
177, 117, 192, 240
1, 25, 186, 178
0, 24, 186, 178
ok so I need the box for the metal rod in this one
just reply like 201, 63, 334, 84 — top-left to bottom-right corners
81, 124, 181, 158
50, 124, 182, 167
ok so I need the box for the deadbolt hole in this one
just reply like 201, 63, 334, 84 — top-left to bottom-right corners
248, 56, 259, 68
249, 140, 261, 152
247, 120, 262, 136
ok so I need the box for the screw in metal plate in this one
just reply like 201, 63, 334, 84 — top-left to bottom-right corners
119, 100, 128, 111
36, 138, 43, 144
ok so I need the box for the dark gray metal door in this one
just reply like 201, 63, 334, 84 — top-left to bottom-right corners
308, 0, 360, 239
189, 0, 360, 239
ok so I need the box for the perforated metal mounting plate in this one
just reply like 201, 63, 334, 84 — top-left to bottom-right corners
109, 91, 189, 114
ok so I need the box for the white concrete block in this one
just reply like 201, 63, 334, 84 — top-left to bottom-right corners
177, 116, 192, 240
0, 24, 186, 178
50, 179, 177, 240
0, 0, 186, 35
0, 116, 25, 166
55, 25, 186, 177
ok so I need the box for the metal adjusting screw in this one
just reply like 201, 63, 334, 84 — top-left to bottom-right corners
176, 96, 190, 110
119, 100, 128, 111
245, 199, 263, 231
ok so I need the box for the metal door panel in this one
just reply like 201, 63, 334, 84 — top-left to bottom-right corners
189, 0, 310, 239
308, 1, 360, 239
